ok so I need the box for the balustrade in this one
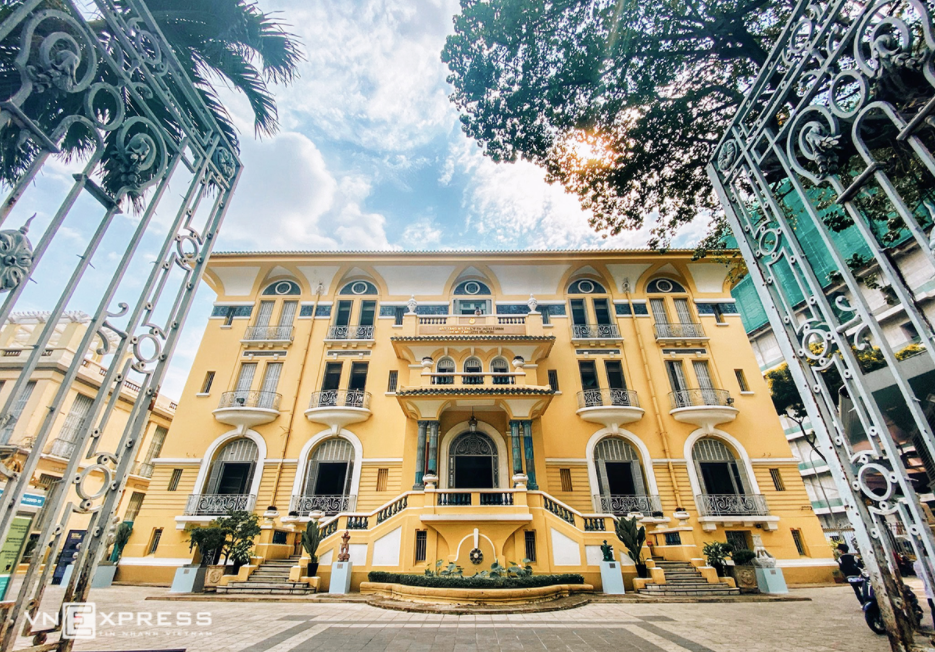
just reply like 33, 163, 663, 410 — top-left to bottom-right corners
696, 494, 769, 517
593, 494, 662, 516
185, 494, 256, 516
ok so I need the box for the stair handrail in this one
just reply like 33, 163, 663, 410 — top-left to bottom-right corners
317, 490, 422, 538
528, 490, 617, 531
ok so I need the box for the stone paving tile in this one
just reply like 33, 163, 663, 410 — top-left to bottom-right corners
3, 584, 909, 651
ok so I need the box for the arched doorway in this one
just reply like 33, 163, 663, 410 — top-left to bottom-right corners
593, 437, 650, 514
206, 438, 258, 497
301, 438, 355, 513
448, 432, 498, 489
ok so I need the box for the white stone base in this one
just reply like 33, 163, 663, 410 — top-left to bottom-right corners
599, 560, 625, 595
329, 561, 353, 594
754, 566, 788, 594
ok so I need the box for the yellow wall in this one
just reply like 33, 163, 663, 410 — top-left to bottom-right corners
123, 251, 835, 588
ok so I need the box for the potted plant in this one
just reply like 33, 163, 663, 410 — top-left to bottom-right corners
172, 525, 225, 594
702, 541, 733, 577
93, 521, 133, 588
728, 548, 760, 593
215, 510, 261, 574
615, 515, 647, 578
302, 520, 323, 577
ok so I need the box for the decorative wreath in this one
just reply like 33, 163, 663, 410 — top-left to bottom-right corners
469, 548, 484, 565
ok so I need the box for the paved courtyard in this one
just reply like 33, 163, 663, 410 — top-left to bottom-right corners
8, 583, 918, 651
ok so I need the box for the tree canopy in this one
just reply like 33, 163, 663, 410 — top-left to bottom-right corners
442, 0, 793, 248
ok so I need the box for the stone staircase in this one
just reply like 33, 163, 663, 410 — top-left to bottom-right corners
637, 560, 740, 597
215, 556, 314, 595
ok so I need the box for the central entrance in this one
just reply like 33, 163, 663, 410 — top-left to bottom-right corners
448, 431, 498, 489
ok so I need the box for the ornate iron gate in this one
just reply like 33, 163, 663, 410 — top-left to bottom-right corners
0, 1, 241, 649
708, 0, 935, 647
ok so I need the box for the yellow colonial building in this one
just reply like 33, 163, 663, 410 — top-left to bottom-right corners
120, 250, 836, 591
0, 311, 174, 584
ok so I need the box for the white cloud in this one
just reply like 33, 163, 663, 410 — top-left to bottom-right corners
217, 131, 393, 251
268, 0, 459, 151
400, 216, 444, 248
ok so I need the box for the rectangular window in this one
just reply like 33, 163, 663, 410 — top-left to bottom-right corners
415, 530, 427, 562
147, 528, 163, 555
235, 362, 257, 392
559, 468, 573, 492
387, 370, 398, 393
278, 300, 298, 327
725, 530, 752, 551
321, 362, 342, 391
604, 360, 627, 390
124, 491, 145, 523
735, 369, 750, 392
376, 468, 389, 492
547, 370, 559, 392
168, 468, 183, 491
712, 304, 726, 324
593, 298, 612, 325
578, 360, 599, 390
359, 300, 377, 327
51, 393, 93, 456
770, 468, 786, 491
649, 298, 669, 324
348, 362, 369, 391
791, 529, 807, 556
37, 473, 59, 489
664, 532, 682, 546
570, 299, 587, 325
200, 371, 215, 394
394, 306, 406, 326
223, 307, 235, 326
143, 426, 168, 466
524, 531, 537, 562
255, 300, 274, 328
335, 300, 353, 326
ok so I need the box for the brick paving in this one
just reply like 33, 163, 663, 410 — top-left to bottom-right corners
7, 584, 918, 651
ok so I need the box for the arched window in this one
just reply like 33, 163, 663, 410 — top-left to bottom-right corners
568, 278, 607, 294
262, 280, 301, 296
463, 357, 483, 385
567, 278, 615, 338
593, 437, 652, 515
692, 438, 749, 496
339, 280, 378, 295
448, 431, 498, 489
330, 281, 378, 340
434, 357, 455, 385
296, 438, 355, 515
199, 438, 258, 514
647, 278, 698, 339
453, 280, 492, 315
490, 356, 512, 385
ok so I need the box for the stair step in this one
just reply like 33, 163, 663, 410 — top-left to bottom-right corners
226, 581, 309, 589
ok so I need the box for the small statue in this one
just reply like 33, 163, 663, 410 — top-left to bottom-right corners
337, 530, 351, 562
600, 540, 614, 562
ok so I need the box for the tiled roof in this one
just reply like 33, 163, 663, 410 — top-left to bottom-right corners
391, 335, 555, 342
395, 387, 555, 397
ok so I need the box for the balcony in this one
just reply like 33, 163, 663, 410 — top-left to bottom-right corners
431, 372, 522, 386
570, 323, 622, 345
241, 325, 294, 346
592, 494, 662, 516
576, 389, 644, 432
212, 390, 281, 431
653, 322, 707, 343
417, 315, 527, 337
288, 493, 357, 516
668, 388, 738, 432
305, 389, 372, 433
421, 490, 532, 530
325, 324, 374, 341
695, 493, 778, 531
185, 493, 256, 516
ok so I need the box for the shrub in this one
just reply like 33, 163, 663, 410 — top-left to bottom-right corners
367, 572, 584, 589
731, 549, 756, 566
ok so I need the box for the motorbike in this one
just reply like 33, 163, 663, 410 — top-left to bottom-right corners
848, 572, 923, 635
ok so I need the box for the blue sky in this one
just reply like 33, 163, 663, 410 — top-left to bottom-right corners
13, 0, 709, 400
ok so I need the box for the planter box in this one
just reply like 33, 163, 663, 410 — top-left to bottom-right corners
91, 564, 118, 589
204, 565, 226, 589
729, 565, 759, 593
170, 565, 207, 594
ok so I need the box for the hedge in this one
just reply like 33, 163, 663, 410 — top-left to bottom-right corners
367, 572, 585, 589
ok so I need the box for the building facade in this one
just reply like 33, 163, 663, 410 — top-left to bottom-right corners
121, 251, 835, 589
0, 312, 174, 586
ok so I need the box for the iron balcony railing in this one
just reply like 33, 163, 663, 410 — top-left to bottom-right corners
654, 322, 706, 339
308, 389, 371, 410
218, 390, 282, 411
669, 388, 733, 410
577, 388, 640, 409
326, 325, 374, 340
571, 324, 621, 340
593, 494, 662, 516
696, 494, 769, 517
289, 494, 357, 516
185, 494, 256, 516
242, 325, 295, 342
